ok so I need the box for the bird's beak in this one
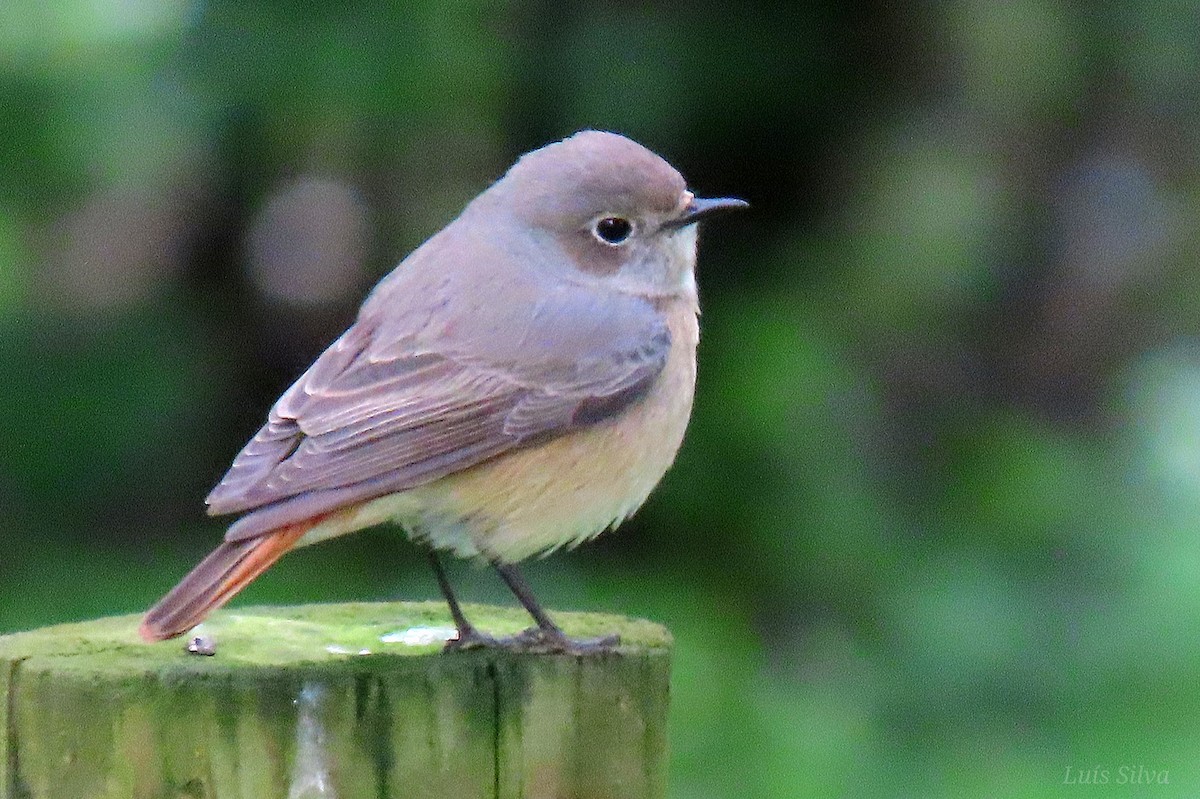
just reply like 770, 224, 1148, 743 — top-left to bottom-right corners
664, 195, 749, 229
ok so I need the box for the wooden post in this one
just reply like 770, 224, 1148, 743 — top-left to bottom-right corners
0, 602, 671, 799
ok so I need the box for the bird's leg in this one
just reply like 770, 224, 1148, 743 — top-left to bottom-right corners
428, 551, 497, 650
492, 561, 620, 654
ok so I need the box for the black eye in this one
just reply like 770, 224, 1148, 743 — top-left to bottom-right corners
594, 216, 633, 245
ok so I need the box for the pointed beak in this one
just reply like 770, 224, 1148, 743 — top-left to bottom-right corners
665, 195, 749, 229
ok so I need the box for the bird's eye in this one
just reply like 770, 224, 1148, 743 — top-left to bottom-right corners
593, 216, 633, 245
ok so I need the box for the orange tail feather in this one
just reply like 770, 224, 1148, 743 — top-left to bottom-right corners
139, 521, 313, 642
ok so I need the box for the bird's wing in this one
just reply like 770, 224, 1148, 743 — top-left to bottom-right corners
206, 281, 671, 540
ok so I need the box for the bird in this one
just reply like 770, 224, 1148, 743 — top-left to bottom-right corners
140, 130, 746, 653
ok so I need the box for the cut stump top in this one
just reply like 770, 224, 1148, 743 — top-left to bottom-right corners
2, 602, 673, 799
0, 601, 672, 676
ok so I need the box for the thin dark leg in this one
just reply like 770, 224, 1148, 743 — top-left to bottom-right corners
428, 551, 496, 650
492, 561, 561, 632
429, 551, 471, 631
492, 560, 620, 654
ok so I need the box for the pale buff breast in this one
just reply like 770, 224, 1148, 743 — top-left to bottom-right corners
295, 297, 699, 562
413, 295, 699, 561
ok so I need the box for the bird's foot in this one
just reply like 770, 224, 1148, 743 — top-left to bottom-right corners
444, 625, 501, 651
501, 626, 621, 655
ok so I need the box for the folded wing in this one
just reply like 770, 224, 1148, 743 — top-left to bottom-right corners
205, 282, 671, 541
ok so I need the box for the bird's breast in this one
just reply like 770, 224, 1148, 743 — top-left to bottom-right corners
408, 295, 700, 561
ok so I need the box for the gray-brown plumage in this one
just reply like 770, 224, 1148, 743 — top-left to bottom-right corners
141, 130, 746, 650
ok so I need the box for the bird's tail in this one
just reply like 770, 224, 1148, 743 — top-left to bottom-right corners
139, 521, 313, 642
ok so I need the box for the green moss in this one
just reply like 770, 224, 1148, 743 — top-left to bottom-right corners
0, 601, 670, 676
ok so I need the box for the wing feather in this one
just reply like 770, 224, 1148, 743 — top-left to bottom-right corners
206, 282, 672, 539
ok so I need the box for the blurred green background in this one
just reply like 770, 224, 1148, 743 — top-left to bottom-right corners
4, 0, 1200, 796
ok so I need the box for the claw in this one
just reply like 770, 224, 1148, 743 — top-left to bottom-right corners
443, 626, 500, 651
442, 625, 621, 655
500, 626, 621, 655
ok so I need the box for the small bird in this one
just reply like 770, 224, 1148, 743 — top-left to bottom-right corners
140, 131, 746, 653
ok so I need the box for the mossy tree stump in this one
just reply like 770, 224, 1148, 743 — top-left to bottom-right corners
0, 602, 671, 799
